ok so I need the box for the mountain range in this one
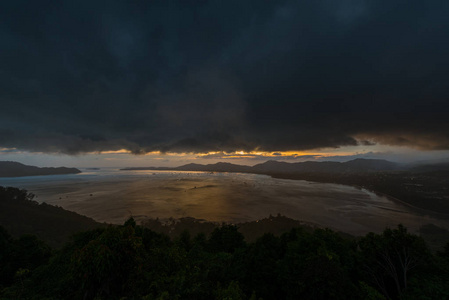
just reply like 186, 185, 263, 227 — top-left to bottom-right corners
122, 158, 402, 174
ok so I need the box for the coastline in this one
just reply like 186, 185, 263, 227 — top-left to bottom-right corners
266, 172, 449, 220
5, 168, 449, 236
120, 168, 449, 219
355, 186, 449, 219
117, 168, 449, 220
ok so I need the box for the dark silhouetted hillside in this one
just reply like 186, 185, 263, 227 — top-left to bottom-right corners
0, 161, 81, 177
409, 162, 449, 173
0, 186, 102, 248
180, 162, 253, 172
122, 158, 400, 174
123, 162, 253, 172
252, 158, 399, 173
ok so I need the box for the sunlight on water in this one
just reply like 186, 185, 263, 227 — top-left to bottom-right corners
1, 168, 448, 235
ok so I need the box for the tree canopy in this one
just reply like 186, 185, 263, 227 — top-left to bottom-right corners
1, 188, 449, 299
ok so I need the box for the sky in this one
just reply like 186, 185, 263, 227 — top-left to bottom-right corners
1, 0, 449, 168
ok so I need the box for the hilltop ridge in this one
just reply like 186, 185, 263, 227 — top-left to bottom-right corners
121, 158, 400, 173
0, 161, 81, 177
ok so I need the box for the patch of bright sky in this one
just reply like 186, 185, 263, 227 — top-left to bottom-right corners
1, 144, 449, 168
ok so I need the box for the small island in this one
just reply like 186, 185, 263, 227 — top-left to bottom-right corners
0, 161, 81, 177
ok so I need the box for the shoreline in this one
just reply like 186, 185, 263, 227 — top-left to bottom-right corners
4, 169, 449, 236
354, 185, 449, 219
119, 168, 449, 220
263, 172, 449, 220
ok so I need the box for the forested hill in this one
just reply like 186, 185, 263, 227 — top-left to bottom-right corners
0, 161, 81, 177
0, 186, 101, 248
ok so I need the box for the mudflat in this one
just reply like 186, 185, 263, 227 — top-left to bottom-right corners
1, 169, 448, 235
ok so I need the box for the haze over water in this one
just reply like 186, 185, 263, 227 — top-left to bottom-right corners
1, 169, 448, 235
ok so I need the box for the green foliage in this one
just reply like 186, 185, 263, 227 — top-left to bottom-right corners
0, 230, 51, 292
359, 225, 431, 299
215, 281, 245, 300
439, 240, 449, 259
0, 220, 446, 300
278, 228, 360, 299
402, 273, 449, 300
123, 217, 136, 228
400, 252, 449, 300
176, 230, 192, 251
359, 281, 386, 300
70, 224, 144, 299
0, 226, 13, 287
243, 233, 282, 299
208, 225, 245, 253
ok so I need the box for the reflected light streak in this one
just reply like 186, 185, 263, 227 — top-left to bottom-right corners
194, 150, 354, 159
90, 148, 364, 159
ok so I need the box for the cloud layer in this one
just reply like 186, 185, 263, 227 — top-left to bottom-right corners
1, 0, 449, 154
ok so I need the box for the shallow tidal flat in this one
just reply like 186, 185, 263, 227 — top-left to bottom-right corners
1, 169, 448, 236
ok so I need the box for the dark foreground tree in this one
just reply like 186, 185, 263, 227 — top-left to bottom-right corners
359, 225, 430, 299
70, 223, 145, 299
279, 228, 360, 300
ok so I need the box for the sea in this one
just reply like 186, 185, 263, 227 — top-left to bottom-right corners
1, 168, 448, 235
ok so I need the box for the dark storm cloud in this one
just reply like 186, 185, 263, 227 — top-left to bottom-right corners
1, 0, 449, 154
